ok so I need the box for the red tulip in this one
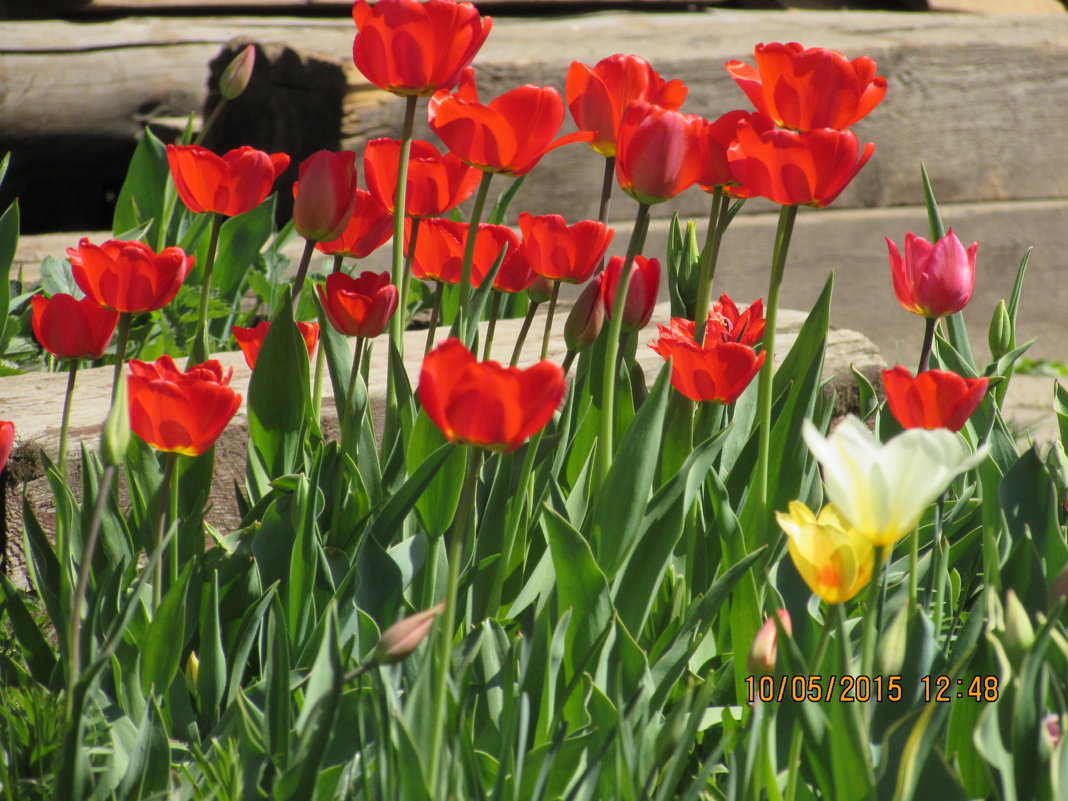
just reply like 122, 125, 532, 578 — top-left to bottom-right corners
232, 321, 320, 370
882, 366, 988, 432
315, 189, 394, 259
565, 54, 687, 158
352, 0, 491, 98
67, 238, 193, 314
0, 421, 12, 475
698, 109, 750, 193
650, 319, 765, 404
364, 138, 480, 218
726, 42, 887, 132
601, 254, 660, 333
127, 355, 242, 456
474, 224, 533, 294
428, 68, 592, 177
661, 294, 765, 347
406, 218, 529, 290
408, 217, 466, 284
727, 112, 873, 208
615, 101, 708, 205
887, 229, 977, 319
166, 144, 290, 217
292, 150, 359, 242
31, 293, 119, 361
317, 271, 398, 338
418, 338, 565, 452
518, 213, 614, 285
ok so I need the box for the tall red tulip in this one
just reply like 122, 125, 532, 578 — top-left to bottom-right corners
565, 54, 687, 158
726, 42, 887, 131
474, 224, 533, 293
887, 229, 977, 319
615, 101, 708, 205
698, 109, 750, 194
233, 321, 320, 370
364, 138, 480, 218
601, 254, 660, 333
127, 355, 242, 456
67, 238, 193, 314
352, 0, 492, 98
518, 213, 614, 285
292, 150, 359, 242
317, 271, 398, 338
650, 320, 765, 404
418, 338, 565, 452
882, 366, 988, 433
31, 293, 119, 360
408, 217, 466, 284
428, 68, 592, 177
0, 421, 12, 475
727, 112, 873, 208
166, 145, 289, 217
315, 189, 394, 259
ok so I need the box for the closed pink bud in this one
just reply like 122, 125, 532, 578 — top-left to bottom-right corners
747, 609, 791, 676
220, 44, 255, 100
602, 254, 660, 333
887, 229, 977, 319
564, 274, 605, 352
293, 150, 359, 242
375, 603, 445, 664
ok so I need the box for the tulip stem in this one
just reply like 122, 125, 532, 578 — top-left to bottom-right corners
860, 545, 889, 677
929, 495, 947, 639
58, 361, 79, 484
693, 187, 729, 345
168, 453, 180, 591
344, 337, 366, 458
402, 217, 420, 330
539, 280, 561, 361
483, 292, 501, 361
110, 312, 132, 405
596, 202, 650, 490
597, 157, 616, 266
190, 213, 225, 368
753, 204, 798, 530
562, 350, 577, 377
290, 238, 317, 314
194, 97, 227, 148
424, 283, 444, 358
428, 446, 482, 796
458, 172, 494, 320
917, 316, 936, 374
152, 452, 178, 612
510, 301, 540, 367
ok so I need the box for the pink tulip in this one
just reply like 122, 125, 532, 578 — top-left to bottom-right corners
887, 229, 977, 319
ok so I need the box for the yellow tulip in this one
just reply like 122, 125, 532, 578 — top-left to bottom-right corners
775, 500, 875, 604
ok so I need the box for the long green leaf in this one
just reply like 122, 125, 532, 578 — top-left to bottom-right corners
140, 562, 194, 697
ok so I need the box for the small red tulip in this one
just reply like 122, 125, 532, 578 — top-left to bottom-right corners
31, 293, 119, 361
67, 238, 193, 314
727, 112, 873, 208
292, 150, 359, 242
601, 254, 660, 333
565, 54, 687, 159
698, 109, 750, 193
615, 101, 708, 205
408, 217, 466, 285
317, 271, 398, 338
352, 0, 492, 98
518, 213, 614, 285
0, 421, 12, 475
650, 318, 765, 404
232, 321, 320, 370
428, 68, 593, 177
127, 355, 242, 456
661, 295, 765, 348
418, 338, 565, 453
315, 189, 394, 260
881, 366, 988, 432
726, 42, 887, 132
475, 224, 533, 294
887, 229, 977, 319
166, 144, 290, 217
364, 138, 480, 218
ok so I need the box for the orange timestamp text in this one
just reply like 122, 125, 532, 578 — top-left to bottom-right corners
745, 674, 903, 703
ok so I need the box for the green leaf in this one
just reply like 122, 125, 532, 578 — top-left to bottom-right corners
265, 597, 292, 767
591, 361, 671, 578
209, 198, 276, 303
140, 561, 194, 697
113, 128, 168, 243
407, 410, 467, 537
0, 575, 56, 685
196, 571, 227, 724
367, 440, 453, 544
247, 288, 309, 480
486, 175, 526, 225
0, 199, 17, 350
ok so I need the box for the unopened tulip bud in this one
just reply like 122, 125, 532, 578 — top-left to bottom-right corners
1042, 713, 1062, 754
602, 254, 661, 333
747, 609, 791, 676
1002, 590, 1035, 661
375, 602, 445, 664
293, 151, 360, 242
220, 44, 255, 100
528, 274, 554, 304
564, 274, 604, 352
101, 377, 130, 467
185, 651, 200, 694
877, 603, 909, 678
988, 299, 1012, 360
